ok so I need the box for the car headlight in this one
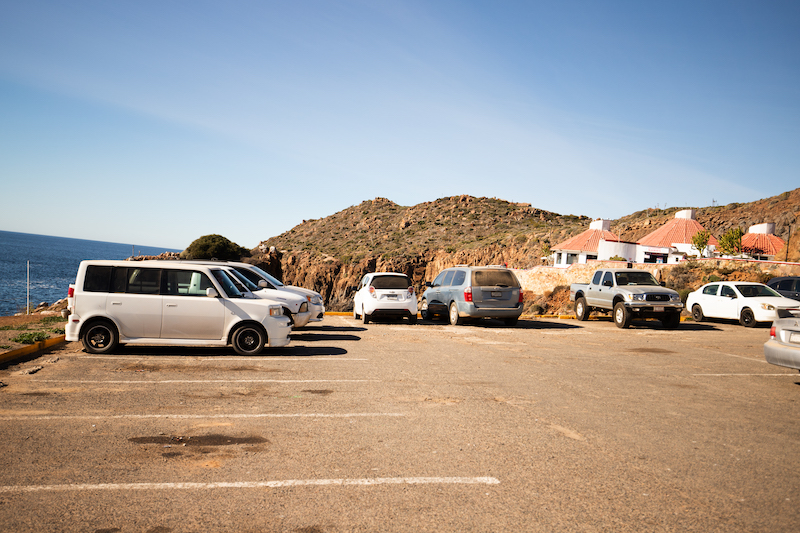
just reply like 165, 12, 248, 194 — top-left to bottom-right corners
670, 294, 681, 302
761, 303, 776, 311
269, 305, 283, 317
627, 294, 645, 301
308, 295, 322, 305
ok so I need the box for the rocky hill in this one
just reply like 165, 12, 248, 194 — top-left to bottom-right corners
246, 188, 799, 312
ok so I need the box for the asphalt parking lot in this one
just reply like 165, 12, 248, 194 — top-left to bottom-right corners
1, 315, 799, 532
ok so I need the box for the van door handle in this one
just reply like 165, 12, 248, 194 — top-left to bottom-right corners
166, 304, 177, 307
111, 301, 122, 305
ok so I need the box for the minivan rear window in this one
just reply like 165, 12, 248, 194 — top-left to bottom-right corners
371, 275, 411, 289
472, 270, 519, 287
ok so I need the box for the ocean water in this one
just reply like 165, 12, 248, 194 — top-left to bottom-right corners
0, 230, 181, 316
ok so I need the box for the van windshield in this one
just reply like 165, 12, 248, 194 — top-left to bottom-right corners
211, 270, 244, 298
227, 269, 260, 292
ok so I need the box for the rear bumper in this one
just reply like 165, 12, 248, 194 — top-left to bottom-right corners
454, 301, 523, 319
764, 339, 800, 370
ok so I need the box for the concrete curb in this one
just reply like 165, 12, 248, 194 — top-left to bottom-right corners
0, 335, 67, 366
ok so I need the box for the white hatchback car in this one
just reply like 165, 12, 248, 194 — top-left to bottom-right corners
353, 272, 417, 324
686, 281, 800, 327
65, 260, 291, 355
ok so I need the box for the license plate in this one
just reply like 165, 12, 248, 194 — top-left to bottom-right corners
790, 332, 800, 344
491, 291, 502, 297
387, 294, 398, 300
653, 306, 665, 313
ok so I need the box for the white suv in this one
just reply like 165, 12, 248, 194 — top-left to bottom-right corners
65, 260, 291, 355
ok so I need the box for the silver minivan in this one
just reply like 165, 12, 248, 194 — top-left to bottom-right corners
65, 260, 291, 355
420, 265, 524, 326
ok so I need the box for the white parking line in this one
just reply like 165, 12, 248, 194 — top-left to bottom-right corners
69, 356, 368, 361
32, 379, 377, 385
693, 373, 799, 377
0, 413, 405, 421
0, 477, 500, 493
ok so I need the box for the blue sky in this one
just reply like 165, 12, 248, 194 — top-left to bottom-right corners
1, 1, 798, 250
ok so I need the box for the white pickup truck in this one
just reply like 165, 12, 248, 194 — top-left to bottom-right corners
570, 268, 684, 328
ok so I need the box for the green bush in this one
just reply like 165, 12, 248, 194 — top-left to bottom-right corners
12, 332, 48, 344
181, 234, 250, 261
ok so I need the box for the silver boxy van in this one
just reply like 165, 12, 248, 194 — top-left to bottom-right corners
65, 260, 291, 355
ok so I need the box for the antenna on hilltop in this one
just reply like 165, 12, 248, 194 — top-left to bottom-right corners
712, 198, 717, 207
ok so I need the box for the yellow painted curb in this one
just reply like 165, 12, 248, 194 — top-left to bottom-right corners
0, 335, 66, 366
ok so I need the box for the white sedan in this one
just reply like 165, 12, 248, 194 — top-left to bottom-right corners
686, 282, 800, 327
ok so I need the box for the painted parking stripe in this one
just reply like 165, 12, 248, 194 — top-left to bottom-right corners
693, 373, 799, 377
68, 356, 368, 361
0, 477, 500, 493
32, 379, 377, 384
0, 413, 405, 421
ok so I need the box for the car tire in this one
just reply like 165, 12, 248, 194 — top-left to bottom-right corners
420, 299, 431, 320
408, 314, 418, 325
353, 306, 360, 320
691, 305, 704, 322
232, 324, 265, 356
362, 310, 370, 324
740, 308, 756, 328
575, 297, 590, 321
81, 320, 118, 354
613, 302, 631, 329
661, 313, 680, 329
449, 302, 462, 326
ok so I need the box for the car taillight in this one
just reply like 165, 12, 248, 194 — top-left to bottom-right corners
369, 286, 376, 298
464, 286, 473, 302
518, 289, 524, 303
770, 326, 776, 339
68, 287, 74, 297
407, 286, 414, 295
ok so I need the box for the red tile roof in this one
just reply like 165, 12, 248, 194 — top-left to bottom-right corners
638, 218, 719, 248
554, 229, 619, 253
741, 233, 785, 256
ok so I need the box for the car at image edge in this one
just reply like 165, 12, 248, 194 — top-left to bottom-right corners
764, 308, 800, 371
686, 281, 800, 327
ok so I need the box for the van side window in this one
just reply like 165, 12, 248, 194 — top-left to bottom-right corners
111, 267, 161, 295
84, 266, 113, 292
452, 271, 466, 286
441, 271, 455, 287
165, 270, 214, 296
432, 271, 447, 287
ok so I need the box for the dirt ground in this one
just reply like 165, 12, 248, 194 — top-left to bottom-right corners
0, 313, 67, 353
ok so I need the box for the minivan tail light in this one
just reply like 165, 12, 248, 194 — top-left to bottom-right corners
770, 325, 776, 339
68, 287, 74, 298
464, 286, 473, 302
518, 289, 524, 303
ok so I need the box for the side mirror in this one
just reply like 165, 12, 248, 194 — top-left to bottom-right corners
206, 287, 219, 298
425, 282, 433, 288
660, 281, 666, 287
729, 294, 737, 299
258, 280, 268, 289
603, 280, 612, 287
